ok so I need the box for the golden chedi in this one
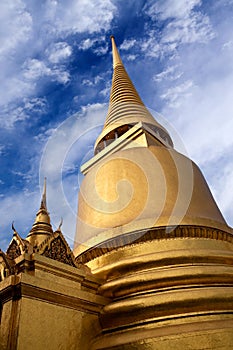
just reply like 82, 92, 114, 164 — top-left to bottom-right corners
0, 37, 233, 350
74, 37, 233, 349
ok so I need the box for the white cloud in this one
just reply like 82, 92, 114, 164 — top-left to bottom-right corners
145, 0, 202, 20
0, 0, 116, 130
0, 190, 39, 249
140, 32, 160, 58
1, 105, 30, 127
153, 65, 183, 82
222, 40, 233, 51
0, 75, 34, 107
126, 54, 137, 62
100, 81, 111, 97
120, 39, 136, 50
82, 79, 94, 87
180, 79, 233, 164
0, 0, 32, 57
47, 42, 72, 63
24, 97, 47, 113
142, 0, 215, 58
0, 97, 48, 129
78, 36, 107, 55
93, 44, 108, 56
81, 75, 103, 87
161, 12, 215, 46
46, 0, 116, 35
34, 127, 57, 144
161, 80, 194, 108
79, 38, 96, 50
0, 2, 34, 122
23, 58, 70, 84
23, 59, 52, 80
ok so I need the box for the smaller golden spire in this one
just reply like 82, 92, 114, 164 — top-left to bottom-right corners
40, 177, 47, 210
35, 177, 50, 224
110, 35, 123, 68
27, 178, 53, 247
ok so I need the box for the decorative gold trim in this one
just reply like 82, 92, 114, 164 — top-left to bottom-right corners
76, 225, 233, 264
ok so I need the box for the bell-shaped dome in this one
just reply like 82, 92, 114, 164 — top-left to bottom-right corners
74, 37, 230, 256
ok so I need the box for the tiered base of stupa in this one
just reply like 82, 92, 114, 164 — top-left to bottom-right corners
76, 225, 233, 349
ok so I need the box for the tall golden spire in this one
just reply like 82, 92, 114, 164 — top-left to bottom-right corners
95, 36, 173, 152
27, 178, 53, 246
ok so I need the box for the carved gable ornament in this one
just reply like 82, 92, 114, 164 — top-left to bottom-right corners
6, 240, 22, 259
38, 230, 76, 267
6, 231, 29, 260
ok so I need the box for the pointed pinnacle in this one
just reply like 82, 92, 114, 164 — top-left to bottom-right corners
40, 177, 47, 210
110, 35, 123, 68
58, 217, 63, 231
12, 221, 17, 235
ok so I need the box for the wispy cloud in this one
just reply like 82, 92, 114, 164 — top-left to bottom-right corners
43, 0, 116, 35
0, 1, 32, 57
0, 0, 116, 130
141, 0, 215, 57
153, 65, 183, 82
23, 58, 70, 84
144, 0, 202, 20
46, 42, 72, 63
0, 190, 39, 248
140, 32, 161, 58
0, 97, 48, 129
78, 35, 108, 56
120, 39, 137, 50
82, 75, 103, 87
161, 80, 194, 108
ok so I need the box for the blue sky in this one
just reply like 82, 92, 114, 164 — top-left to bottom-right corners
0, 0, 233, 250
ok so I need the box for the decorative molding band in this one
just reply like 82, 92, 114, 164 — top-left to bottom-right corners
20, 283, 106, 314
76, 225, 233, 264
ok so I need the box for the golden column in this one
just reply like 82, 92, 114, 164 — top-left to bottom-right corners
74, 37, 233, 349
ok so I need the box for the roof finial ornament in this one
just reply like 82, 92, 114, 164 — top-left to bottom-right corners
11, 221, 17, 235
58, 217, 63, 231
40, 177, 47, 210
